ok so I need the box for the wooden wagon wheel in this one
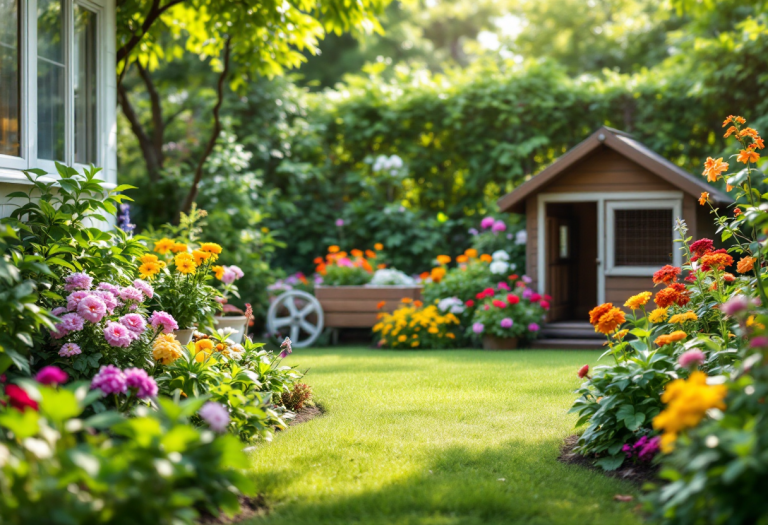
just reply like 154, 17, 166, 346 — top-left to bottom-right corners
266, 290, 324, 348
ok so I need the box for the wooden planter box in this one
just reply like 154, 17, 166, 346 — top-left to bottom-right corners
315, 285, 423, 328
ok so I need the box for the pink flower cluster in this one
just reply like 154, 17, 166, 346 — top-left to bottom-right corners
480, 216, 506, 233
150, 311, 178, 333
622, 435, 660, 462
91, 365, 157, 399
221, 265, 244, 285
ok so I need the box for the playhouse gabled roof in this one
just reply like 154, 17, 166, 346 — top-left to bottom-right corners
497, 126, 733, 214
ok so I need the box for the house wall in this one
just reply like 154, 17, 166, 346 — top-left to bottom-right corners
523, 146, 703, 313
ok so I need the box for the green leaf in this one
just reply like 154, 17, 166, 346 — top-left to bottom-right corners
594, 454, 625, 471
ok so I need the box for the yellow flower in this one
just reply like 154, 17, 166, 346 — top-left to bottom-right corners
669, 311, 698, 324
411, 341, 419, 347
176, 258, 196, 275
212, 265, 226, 280
154, 238, 175, 254
648, 308, 669, 323
464, 248, 478, 259
152, 333, 183, 365
446, 332, 456, 339
199, 242, 222, 261
613, 329, 629, 340
140, 253, 159, 264
192, 249, 211, 265
398, 335, 407, 342
170, 242, 188, 253
436, 255, 451, 265
139, 261, 161, 279
624, 291, 652, 310
374, 243, 384, 251
428, 327, 439, 334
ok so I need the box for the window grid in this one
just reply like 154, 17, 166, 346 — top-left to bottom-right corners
614, 209, 673, 266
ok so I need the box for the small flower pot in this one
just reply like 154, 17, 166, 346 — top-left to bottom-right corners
214, 315, 248, 344
173, 328, 196, 345
482, 336, 519, 350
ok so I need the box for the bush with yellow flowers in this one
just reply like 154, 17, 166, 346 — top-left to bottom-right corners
373, 299, 461, 349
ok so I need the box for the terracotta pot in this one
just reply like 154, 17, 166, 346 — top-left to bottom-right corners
214, 315, 248, 344
173, 328, 195, 345
482, 336, 519, 350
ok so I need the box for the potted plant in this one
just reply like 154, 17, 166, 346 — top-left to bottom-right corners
212, 264, 248, 344
143, 239, 223, 344
470, 283, 548, 350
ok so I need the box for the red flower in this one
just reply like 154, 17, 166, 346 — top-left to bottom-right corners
483, 288, 495, 297
507, 294, 520, 305
577, 365, 590, 379
465, 299, 475, 307
540, 300, 550, 310
684, 273, 697, 283
652, 265, 681, 285
492, 300, 507, 308
508, 274, 519, 281
690, 238, 714, 257
475, 292, 486, 300
543, 294, 552, 301
515, 281, 526, 288
5, 385, 38, 412
529, 293, 541, 302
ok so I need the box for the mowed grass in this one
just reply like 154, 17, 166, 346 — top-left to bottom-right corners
245, 348, 641, 525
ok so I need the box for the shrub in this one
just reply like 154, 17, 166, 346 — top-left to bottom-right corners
373, 299, 461, 349
0, 378, 254, 524
315, 246, 378, 286
469, 284, 547, 342
281, 383, 313, 411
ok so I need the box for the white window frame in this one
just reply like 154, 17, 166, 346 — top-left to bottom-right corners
0, 0, 115, 186
605, 199, 683, 277
536, 191, 684, 304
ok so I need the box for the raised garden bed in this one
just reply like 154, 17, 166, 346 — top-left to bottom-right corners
315, 285, 422, 328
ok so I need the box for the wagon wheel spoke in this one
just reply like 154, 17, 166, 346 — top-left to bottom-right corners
298, 302, 316, 318
299, 319, 319, 336
290, 324, 300, 343
272, 317, 293, 329
284, 297, 299, 317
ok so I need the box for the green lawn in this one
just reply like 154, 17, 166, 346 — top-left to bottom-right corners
246, 348, 642, 525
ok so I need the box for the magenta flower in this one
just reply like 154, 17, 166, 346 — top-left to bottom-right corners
104, 321, 133, 348
123, 368, 158, 398
480, 217, 495, 230
500, 318, 513, 329
722, 294, 749, 316
750, 336, 768, 349
92, 291, 119, 313
66, 291, 91, 312
150, 311, 179, 333
97, 282, 121, 295
529, 293, 541, 302
472, 322, 485, 334
492, 221, 506, 233
336, 257, 353, 268
522, 288, 533, 300
279, 337, 293, 358
35, 366, 68, 386
119, 313, 147, 334
199, 401, 230, 432
522, 275, 533, 284
335, 218, 345, 227
497, 282, 510, 291
119, 286, 144, 303
528, 322, 540, 332
678, 349, 706, 369
91, 365, 127, 395
132, 279, 154, 299
58, 343, 82, 357
64, 272, 93, 292
60, 313, 85, 332
77, 296, 107, 323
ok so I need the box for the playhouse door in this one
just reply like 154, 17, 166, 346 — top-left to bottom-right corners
546, 216, 574, 322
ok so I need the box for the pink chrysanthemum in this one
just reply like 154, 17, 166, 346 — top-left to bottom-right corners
132, 279, 154, 299
103, 321, 133, 348
123, 368, 158, 398
51, 306, 68, 316
199, 401, 230, 432
119, 286, 144, 303
77, 296, 107, 323
35, 366, 68, 386
150, 311, 179, 333
66, 291, 91, 312
92, 291, 119, 313
59, 313, 85, 332
500, 318, 513, 328
97, 282, 121, 295
119, 313, 147, 334
58, 343, 82, 357
63, 272, 93, 292
678, 349, 706, 369
91, 365, 127, 395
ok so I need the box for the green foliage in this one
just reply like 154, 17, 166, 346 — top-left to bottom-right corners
321, 264, 372, 286
0, 381, 254, 524
422, 259, 501, 306
280, 383, 314, 411
0, 226, 57, 373
1, 165, 146, 299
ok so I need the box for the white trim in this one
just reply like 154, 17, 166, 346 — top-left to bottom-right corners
536, 191, 684, 305
605, 199, 682, 276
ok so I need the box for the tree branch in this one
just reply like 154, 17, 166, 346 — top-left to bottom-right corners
117, 80, 164, 182
181, 37, 232, 215
116, 0, 186, 68
136, 62, 165, 165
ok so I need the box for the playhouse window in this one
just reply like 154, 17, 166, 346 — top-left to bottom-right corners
0, 0, 20, 157
614, 208, 673, 266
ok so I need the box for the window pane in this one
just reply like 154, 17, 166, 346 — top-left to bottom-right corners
614, 209, 673, 266
37, 0, 65, 161
74, 5, 97, 164
0, 0, 20, 157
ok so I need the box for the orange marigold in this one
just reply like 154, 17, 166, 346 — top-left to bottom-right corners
737, 149, 760, 164
588, 303, 614, 326
374, 243, 384, 251
595, 307, 625, 335
737, 256, 756, 274
456, 255, 469, 263
436, 255, 451, 265
480, 254, 493, 263
723, 126, 738, 138
328, 245, 340, 253
351, 249, 363, 258
365, 249, 376, 259
702, 157, 729, 182
376, 301, 386, 310
465, 248, 478, 258
430, 267, 446, 283
699, 192, 709, 206
700, 251, 734, 272
654, 330, 687, 347
653, 265, 681, 285
655, 285, 688, 308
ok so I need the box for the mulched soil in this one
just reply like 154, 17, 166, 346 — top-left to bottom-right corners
198, 405, 324, 524
558, 435, 659, 486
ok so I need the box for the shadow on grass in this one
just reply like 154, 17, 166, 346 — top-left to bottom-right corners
246, 438, 639, 525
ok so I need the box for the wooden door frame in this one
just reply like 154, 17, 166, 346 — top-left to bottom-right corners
536, 191, 684, 305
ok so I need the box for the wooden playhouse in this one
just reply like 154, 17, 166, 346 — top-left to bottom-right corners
497, 126, 732, 348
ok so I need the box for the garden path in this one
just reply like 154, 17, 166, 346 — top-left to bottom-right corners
246, 348, 641, 525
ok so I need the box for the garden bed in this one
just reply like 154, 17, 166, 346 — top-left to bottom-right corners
315, 285, 422, 328
558, 435, 658, 486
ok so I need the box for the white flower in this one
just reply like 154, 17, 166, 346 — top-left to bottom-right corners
515, 230, 527, 245
370, 268, 414, 286
438, 297, 465, 314
491, 250, 510, 262
490, 261, 510, 275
